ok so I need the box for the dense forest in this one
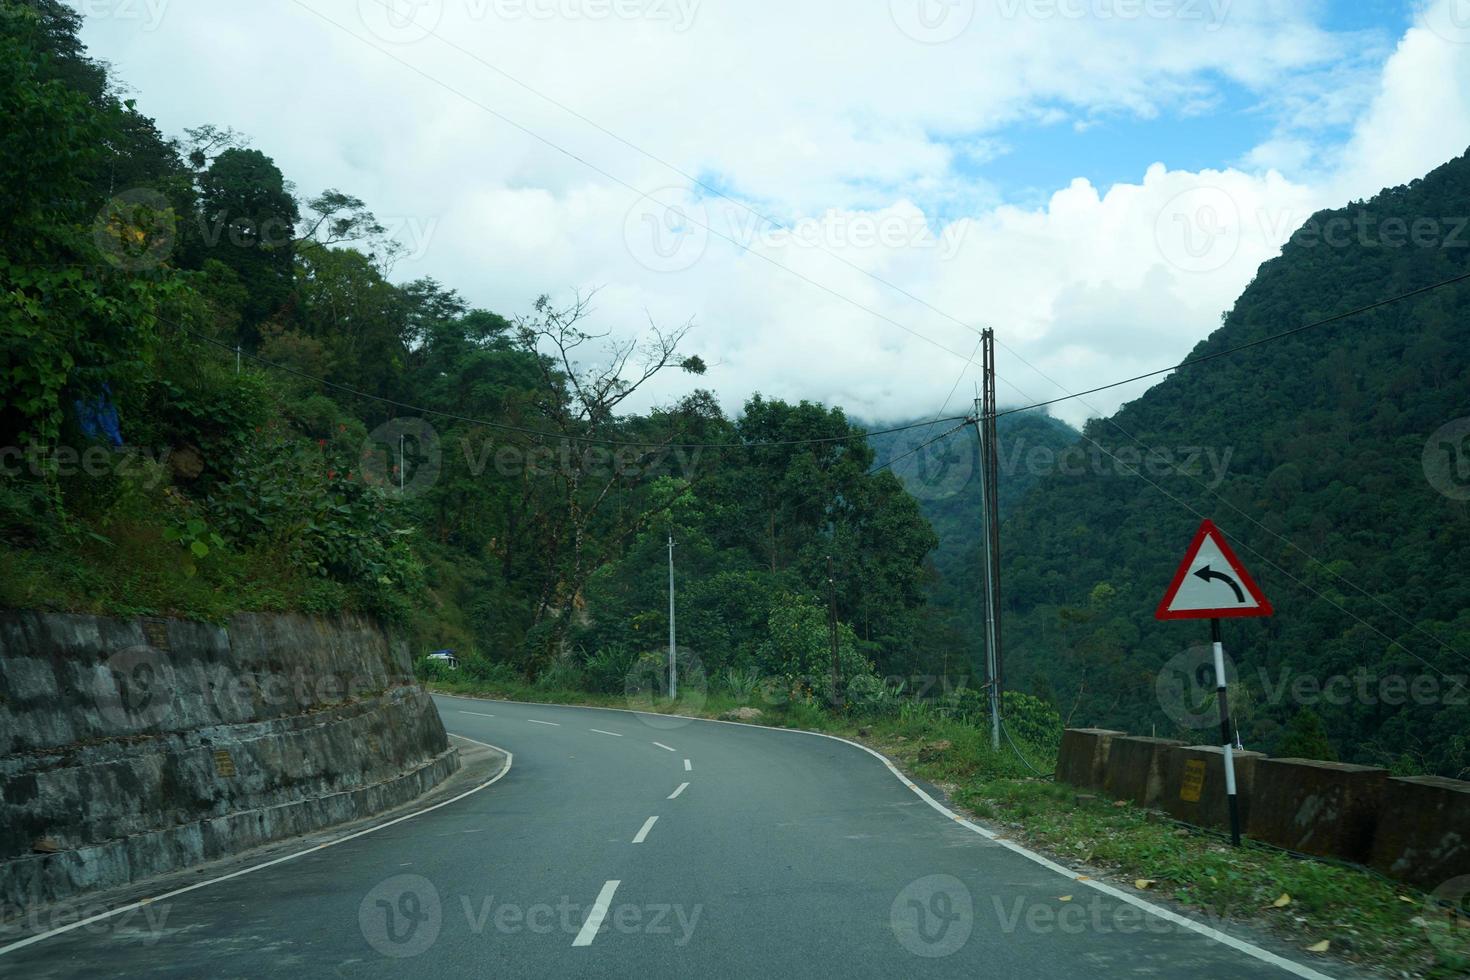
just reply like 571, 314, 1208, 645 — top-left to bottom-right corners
997, 152, 1470, 778
0, 1, 951, 691
5, 2, 1468, 778
867, 410, 1080, 682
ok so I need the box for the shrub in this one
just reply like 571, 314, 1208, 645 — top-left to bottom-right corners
1001, 691, 1062, 753
458, 654, 522, 686
753, 592, 873, 696
584, 644, 639, 694
413, 656, 455, 683
205, 428, 424, 618
718, 665, 762, 701
938, 685, 987, 723
535, 660, 587, 692
845, 673, 905, 717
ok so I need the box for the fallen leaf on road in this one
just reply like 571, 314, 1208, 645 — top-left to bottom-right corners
1305, 940, 1330, 953
1272, 893, 1292, 908
1058, 896, 1073, 902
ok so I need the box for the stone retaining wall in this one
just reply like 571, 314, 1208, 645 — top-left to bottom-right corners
0, 610, 456, 912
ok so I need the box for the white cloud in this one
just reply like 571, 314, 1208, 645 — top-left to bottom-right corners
76, 0, 1470, 430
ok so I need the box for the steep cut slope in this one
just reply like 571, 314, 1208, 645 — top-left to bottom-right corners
1001, 149, 1470, 777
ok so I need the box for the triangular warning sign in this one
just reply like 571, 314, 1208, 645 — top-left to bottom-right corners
1156, 519, 1273, 620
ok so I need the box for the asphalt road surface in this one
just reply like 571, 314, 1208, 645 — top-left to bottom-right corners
1, 694, 1342, 978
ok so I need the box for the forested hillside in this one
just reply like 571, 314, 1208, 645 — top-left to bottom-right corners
1000, 151, 1470, 778
7, 1, 1468, 778
867, 411, 1080, 680
0, 2, 949, 686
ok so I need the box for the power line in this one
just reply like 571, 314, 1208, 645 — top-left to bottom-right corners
176, 321, 967, 451
996, 364, 1469, 683
889, 336, 983, 482
210, 4, 1470, 676
866, 419, 974, 476
340, 0, 1470, 439
289, 0, 984, 374
989, 350, 1469, 680
976, 273, 1470, 665
351, 0, 995, 353
993, 269, 1470, 420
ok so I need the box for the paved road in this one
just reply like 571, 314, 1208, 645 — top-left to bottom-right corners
1, 695, 1338, 978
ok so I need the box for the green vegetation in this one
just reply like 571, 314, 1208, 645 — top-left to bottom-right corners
995, 153, 1470, 779
867, 410, 1082, 680
0, 3, 945, 685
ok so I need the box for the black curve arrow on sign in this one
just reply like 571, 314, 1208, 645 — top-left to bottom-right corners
1194, 565, 1245, 603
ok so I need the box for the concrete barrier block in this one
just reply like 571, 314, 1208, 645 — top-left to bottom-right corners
1055, 728, 1126, 791
1246, 758, 1387, 862
1103, 737, 1185, 808
1162, 745, 1266, 831
1369, 775, 1470, 890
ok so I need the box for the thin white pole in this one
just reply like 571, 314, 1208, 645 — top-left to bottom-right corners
668, 531, 677, 699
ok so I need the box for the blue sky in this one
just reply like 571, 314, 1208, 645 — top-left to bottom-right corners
76, 0, 1470, 427
963, 2, 1416, 206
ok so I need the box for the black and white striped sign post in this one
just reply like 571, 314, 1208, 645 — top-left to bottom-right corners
1156, 520, 1274, 847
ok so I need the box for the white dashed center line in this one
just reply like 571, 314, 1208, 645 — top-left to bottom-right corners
458, 711, 496, 717
683, 758, 692, 771
571, 880, 621, 947
632, 816, 659, 843
652, 741, 676, 752
527, 719, 560, 726
668, 782, 689, 799
589, 728, 623, 737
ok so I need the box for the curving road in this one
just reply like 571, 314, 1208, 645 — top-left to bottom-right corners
0, 694, 1340, 978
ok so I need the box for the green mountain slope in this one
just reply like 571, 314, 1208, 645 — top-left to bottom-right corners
1001, 150, 1470, 777
867, 411, 1081, 681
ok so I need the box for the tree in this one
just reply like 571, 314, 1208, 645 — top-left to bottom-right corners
1277, 709, 1338, 762
511, 292, 708, 664
0, 3, 174, 456
195, 148, 299, 329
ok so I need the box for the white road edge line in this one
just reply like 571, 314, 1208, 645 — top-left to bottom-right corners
668, 782, 689, 799
571, 879, 621, 947
0, 733, 513, 959
459, 710, 496, 717
432, 693, 1338, 980
632, 815, 659, 843
651, 741, 676, 752
527, 719, 560, 726
589, 729, 623, 737
683, 758, 692, 771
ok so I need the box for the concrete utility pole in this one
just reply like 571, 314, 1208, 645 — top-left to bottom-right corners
975, 328, 1003, 751
826, 555, 841, 709
668, 531, 677, 700
974, 394, 1000, 751
399, 433, 406, 494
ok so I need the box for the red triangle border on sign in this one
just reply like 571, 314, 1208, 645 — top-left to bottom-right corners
1155, 519, 1274, 621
